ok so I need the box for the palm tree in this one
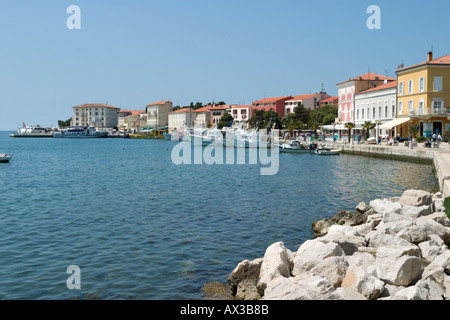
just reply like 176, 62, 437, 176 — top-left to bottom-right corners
408, 123, 420, 140
362, 121, 375, 139
345, 122, 355, 143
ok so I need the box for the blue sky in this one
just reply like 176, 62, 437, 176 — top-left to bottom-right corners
1, 0, 450, 130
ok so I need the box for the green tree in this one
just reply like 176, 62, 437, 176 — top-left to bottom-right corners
345, 122, 355, 142
58, 118, 72, 128
362, 121, 375, 139
218, 112, 234, 129
408, 123, 420, 140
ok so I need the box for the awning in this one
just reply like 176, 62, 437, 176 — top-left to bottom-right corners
321, 125, 348, 131
379, 118, 411, 130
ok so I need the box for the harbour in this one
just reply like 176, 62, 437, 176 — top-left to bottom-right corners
0, 130, 439, 299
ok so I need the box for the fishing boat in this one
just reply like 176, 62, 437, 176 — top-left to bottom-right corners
279, 140, 314, 153
53, 126, 108, 138
0, 154, 12, 163
9, 124, 53, 138
315, 148, 342, 155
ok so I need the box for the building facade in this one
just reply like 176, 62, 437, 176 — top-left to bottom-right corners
146, 101, 173, 129
252, 96, 293, 118
395, 52, 450, 138
117, 110, 147, 132
285, 93, 331, 114
226, 105, 253, 124
168, 108, 196, 130
193, 106, 211, 128
355, 81, 397, 138
336, 73, 395, 124
208, 104, 232, 126
71, 103, 120, 128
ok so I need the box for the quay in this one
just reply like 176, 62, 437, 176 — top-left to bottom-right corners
321, 140, 450, 198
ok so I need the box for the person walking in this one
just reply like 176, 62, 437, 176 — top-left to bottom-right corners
438, 133, 442, 144
432, 133, 437, 143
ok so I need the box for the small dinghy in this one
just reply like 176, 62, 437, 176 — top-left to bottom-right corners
0, 154, 13, 162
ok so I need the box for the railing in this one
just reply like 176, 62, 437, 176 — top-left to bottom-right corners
408, 108, 449, 117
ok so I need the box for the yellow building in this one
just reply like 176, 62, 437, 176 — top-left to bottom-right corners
393, 52, 450, 138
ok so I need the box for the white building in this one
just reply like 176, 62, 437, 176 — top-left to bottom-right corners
193, 106, 211, 127
285, 93, 330, 114
71, 103, 120, 128
226, 105, 253, 124
168, 108, 196, 130
354, 80, 397, 138
146, 101, 173, 128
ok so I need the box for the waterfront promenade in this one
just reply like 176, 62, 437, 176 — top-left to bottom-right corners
321, 140, 450, 198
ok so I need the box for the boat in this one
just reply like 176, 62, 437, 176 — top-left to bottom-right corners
53, 126, 108, 138
315, 148, 342, 155
9, 124, 53, 138
128, 129, 165, 139
0, 154, 12, 163
279, 140, 315, 153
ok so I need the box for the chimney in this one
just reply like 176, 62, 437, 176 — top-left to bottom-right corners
428, 51, 433, 61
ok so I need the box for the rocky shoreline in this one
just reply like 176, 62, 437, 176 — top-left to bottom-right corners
204, 190, 450, 300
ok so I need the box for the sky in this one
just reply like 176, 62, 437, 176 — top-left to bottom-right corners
1, 0, 450, 130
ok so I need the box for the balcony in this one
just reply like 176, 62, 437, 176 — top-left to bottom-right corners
407, 108, 449, 117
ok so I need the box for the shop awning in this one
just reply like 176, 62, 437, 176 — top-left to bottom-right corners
379, 118, 411, 130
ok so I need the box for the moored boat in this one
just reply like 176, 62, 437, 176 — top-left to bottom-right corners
315, 148, 342, 155
0, 154, 12, 163
279, 140, 314, 153
53, 127, 108, 138
9, 124, 53, 138
128, 129, 165, 139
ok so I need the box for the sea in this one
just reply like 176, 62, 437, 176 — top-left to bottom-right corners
0, 131, 438, 300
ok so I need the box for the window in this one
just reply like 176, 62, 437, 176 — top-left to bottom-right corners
367, 107, 370, 119
399, 82, 404, 95
434, 76, 443, 92
399, 101, 404, 114
419, 99, 424, 115
408, 100, 414, 114
362, 109, 364, 119
356, 109, 359, 120
408, 80, 413, 94
433, 98, 443, 110
378, 102, 382, 119
392, 100, 396, 117
419, 77, 425, 92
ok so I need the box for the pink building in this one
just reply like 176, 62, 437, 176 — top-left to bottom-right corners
336, 73, 395, 124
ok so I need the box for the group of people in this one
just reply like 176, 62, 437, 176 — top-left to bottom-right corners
424, 132, 443, 148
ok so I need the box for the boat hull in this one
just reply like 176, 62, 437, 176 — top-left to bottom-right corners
53, 133, 108, 138
0, 154, 12, 162
315, 149, 341, 155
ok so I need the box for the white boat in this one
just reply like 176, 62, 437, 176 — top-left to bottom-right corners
53, 126, 108, 138
0, 154, 12, 163
315, 148, 342, 155
9, 124, 53, 138
279, 140, 314, 153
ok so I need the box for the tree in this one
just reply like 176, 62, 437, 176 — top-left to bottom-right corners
362, 121, 375, 139
218, 112, 234, 129
345, 122, 355, 142
58, 118, 72, 128
408, 123, 420, 140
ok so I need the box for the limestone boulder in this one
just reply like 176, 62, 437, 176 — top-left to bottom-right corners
399, 190, 432, 207
262, 275, 336, 300
292, 239, 343, 276
257, 242, 292, 294
369, 198, 402, 215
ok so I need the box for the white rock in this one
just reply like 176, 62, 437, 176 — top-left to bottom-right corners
341, 265, 385, 300
369, 199, 402, 215
419, 240, 446, 263
394, 284, 430, 300
318, 226, 366, 255
421, 250, 450, 284
376, 246, 422, 286
292, 239, 343, 276
399, 190, 432, 207
366, 230, 414, 248
444, 275, 450, 300
257, 242, 292, 293
262, 275, 336, 300
399, 205, 432, 219
333, 287, 367, 300
416, 216, 450, 245
309, 256, 348, 288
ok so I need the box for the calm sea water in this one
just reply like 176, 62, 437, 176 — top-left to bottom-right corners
0, 131, 437, 300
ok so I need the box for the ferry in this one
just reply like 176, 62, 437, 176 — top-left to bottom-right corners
9, 124, 53, 138
53, 126, 108, 138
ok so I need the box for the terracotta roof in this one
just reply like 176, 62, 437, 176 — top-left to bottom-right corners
207, 104, 232, 110
193, 106, 211, 113
228, 105, 252, 109
336, 73, 395, 85
146, 101, 172, 106
396, 55, 450, 73
357, 80, 398, 94
118, 109, 146, 116
253, 96, 293, 104
320, 96, 339, 103
287, 94, 320, 101
73, 103, 120, 109
169, 108, 193, 114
